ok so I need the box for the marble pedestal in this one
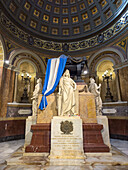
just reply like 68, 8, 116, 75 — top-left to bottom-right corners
49, 116, 85, 165
24, 115, 37, 148
25, 123, 50, 153
97, 116, 111, 148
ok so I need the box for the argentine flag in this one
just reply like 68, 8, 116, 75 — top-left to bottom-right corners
39, 54, 67, 110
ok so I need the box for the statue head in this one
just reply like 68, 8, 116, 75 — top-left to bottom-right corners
37, 78, 42, 84
63, 69, 70, 78
90, 78, 95, 83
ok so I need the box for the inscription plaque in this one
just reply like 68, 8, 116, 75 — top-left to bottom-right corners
49, 116, 85, 165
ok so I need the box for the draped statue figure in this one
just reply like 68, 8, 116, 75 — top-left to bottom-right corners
31, 78, 42, 116
89, 78, 102, 116
57, 69, 77, 116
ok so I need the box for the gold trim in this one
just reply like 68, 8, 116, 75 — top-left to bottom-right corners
7, 103, 32, 107
0, 117, 27, 121
103, 102, 128, 106
107, 116, 128, 120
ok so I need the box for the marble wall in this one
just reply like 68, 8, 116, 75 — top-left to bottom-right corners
119, 66, 128, 101
6, 104, 32, 117
0, 68, 15, 117
0, 67, 3, 116
0, 118, 26, 142
103, 102, 128, 117
8, 71, 15, 103
108, 119, 128, 140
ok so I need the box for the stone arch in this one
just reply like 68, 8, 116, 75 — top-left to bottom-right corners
95, 57, 116, 73
88, 46, 125, 75
16, 59, 38, 73
8, 48, 45, 74
87, 46, 125, 102
16, 59, 38, 103
88, 46, 125, 69
7, 49, 46, 103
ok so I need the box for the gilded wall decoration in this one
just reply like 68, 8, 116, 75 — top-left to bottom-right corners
0, 0, 127, 42
5, 40, 16, 54
116, 38, 127, 51
0, 12, 127, 52
100, 0, 107, 8
0, 41, 4, 61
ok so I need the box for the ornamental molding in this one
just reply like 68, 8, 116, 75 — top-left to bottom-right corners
0, 11, 127, 52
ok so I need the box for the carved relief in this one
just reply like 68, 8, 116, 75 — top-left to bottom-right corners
60, 120, 73, 134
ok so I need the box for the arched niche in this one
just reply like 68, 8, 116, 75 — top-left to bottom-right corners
96, 60, 117, 102
8, 49, 45, 103
17, 60, 37, 103
8, 49, 45, 74
88, 46, 125, 68
88, 47, 123, 102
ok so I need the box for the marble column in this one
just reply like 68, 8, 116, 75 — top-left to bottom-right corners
0, 68, 12, 117
13, 72, 19, 103
0, 66, 4, 116
114, 69, 121, 102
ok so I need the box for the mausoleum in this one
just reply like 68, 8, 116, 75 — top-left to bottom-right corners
0, 0, 128, 169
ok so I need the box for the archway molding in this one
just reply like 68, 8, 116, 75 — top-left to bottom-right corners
88, 46, 125, 69
8, 48, 45, 74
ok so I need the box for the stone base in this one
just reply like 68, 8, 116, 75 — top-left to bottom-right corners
97, 116, 111, 148
37, 92, 97, 124
86, 152, 112, 157
5, 145, 128, 169
48, 158, 86, 165
24, 115, 37, 148
25, 123, 50, 153
23, 152, 49, 157
49, 116, 85, 165
25, 122, 110, 153
83, 124, 110, 152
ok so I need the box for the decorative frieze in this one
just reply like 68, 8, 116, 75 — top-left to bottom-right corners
0, 11, 127, 52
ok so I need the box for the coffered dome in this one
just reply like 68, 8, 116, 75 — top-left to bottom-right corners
0, 0, 127, 42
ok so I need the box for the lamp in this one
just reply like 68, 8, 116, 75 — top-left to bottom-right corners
81, 64, 88, 76
21, 73, 31, 103
102, 70, 113, 102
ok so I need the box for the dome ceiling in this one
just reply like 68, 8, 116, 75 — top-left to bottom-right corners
0, 0, 127, 42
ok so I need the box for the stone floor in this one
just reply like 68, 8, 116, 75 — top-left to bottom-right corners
110, 139, 128, 156
0, 139, 128, 170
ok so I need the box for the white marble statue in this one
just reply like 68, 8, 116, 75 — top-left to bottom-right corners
31, 78, 42, 116
58, 69, 77, 116
89, 78, 102, 116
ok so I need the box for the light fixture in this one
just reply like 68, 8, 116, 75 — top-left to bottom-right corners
81, 64, 88, 75
102, 70, 113, 102
5, 60, 9, 65
20, 72, 31, 103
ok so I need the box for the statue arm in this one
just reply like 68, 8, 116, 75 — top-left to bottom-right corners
94, 84, 100, 95
97, 83, 101, 90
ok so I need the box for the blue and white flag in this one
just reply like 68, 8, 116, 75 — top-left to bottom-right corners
39, 54, 67, 110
